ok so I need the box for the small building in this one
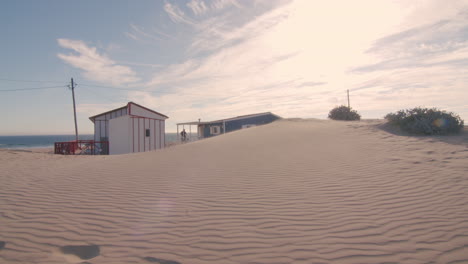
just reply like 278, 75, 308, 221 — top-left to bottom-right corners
177, 112, 280, 140
89, 102, 168, 155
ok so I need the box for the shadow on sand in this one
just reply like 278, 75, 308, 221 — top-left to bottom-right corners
60, 245, 100, 260
376, 122, 468, 147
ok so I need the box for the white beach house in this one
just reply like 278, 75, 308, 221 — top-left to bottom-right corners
89, 102, 168, 155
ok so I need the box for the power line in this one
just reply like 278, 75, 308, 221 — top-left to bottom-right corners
80, 86, 130, 103
0, 85, 66, 92
80, 83, 149, 92
0, 80, 209, 96
80, 83, 181, 95
0, 77, 65, 84
80, 83, 207, 96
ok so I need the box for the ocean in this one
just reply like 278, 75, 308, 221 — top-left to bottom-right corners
0, 133, 180, 149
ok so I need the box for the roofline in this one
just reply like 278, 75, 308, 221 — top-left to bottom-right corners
89, 105, 128, 122
206, 112, 280, 123
177, 112, 281, 125
177, 121, 204, 125
89, 101, 168, 122
128, 102, 169, 119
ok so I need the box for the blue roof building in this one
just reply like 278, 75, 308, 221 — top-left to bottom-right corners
177, 112, 281, 141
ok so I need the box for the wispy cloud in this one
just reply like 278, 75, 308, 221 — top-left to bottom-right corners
347, 6, 468, 115
137, 1, 338, 126
117, 61, 164, 68
162, 0, 286, 56
187, 0, 240, 16
139, 0, 468, 129
57, 38, 139, 86
299, 81, 327, 87
164, 2, 194, 25
129, 24, 162, 41
60, 0, 468, 131
353, 9, 468, 73
187, 0, 209, 15
188, 4, 290, 55
125, 23, 175, 43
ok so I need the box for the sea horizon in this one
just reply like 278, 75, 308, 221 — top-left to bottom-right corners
0, 133, 182, 149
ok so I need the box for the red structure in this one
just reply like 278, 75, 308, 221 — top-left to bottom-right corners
54, 140, 109, 155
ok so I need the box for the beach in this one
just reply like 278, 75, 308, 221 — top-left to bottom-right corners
1, 118, 467, 264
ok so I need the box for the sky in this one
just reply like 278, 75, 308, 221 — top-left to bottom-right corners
1, 0, 467, 135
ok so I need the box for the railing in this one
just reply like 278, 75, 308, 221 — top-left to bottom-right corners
178, 134, 200, 143
54, 140, 109, 155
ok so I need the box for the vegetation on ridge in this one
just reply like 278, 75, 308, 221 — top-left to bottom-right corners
384, 107, 464, 135
328, 106, 361, 121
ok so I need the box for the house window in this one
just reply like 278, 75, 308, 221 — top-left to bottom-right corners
210, 126, 220, 135
145, 129, 150, 137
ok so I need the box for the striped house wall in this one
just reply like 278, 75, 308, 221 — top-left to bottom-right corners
93, 108, 128, 142
90, 102, 168, 154
130, 116, 165, 153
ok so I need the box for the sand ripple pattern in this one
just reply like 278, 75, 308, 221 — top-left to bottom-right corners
1, 120, 468, 263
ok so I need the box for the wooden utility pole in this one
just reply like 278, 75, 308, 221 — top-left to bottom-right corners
347, 89, 350, 108
70, 78, 79, 141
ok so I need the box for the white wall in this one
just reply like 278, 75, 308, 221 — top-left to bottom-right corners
155, 120, 161, 149
94, 121, 101, 141
147, 119, 161, 151
130, 117, 149, 153
109, 116, 130, 155
93, 108, 128, 141
131, 118, 139, 153
160, 120, 165, 147
108, 115, 165, 155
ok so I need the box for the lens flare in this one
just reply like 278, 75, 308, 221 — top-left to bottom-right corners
433, 118, 447, 128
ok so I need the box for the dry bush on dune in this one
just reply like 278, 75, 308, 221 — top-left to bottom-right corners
385, 107, 464, 135
328, 105, 361, 121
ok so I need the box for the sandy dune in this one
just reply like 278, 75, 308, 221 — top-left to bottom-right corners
1, 119, 468, 264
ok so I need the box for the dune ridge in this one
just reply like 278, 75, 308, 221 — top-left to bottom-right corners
1, 119, 467, 264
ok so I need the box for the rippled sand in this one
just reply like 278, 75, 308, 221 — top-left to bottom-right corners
1, 119, 467, 264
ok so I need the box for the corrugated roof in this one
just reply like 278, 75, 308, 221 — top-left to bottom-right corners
177, 112, 280, 125
89, 102, 168, 122
129, 102, 169, 119
88, 105, 127, 122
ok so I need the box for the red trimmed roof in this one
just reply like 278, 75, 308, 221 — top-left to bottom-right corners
127, 102, 169, 119
89, 102, 168, 122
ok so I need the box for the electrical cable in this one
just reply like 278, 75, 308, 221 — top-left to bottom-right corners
0, 77, 65, 84
79, 83, 149, 92
0, 85, 66, 92
79, 83, 211, 97
80, 86, 130, 103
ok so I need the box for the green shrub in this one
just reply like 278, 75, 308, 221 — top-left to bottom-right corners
328, 105, 361, 121
384, 107, 464, 135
